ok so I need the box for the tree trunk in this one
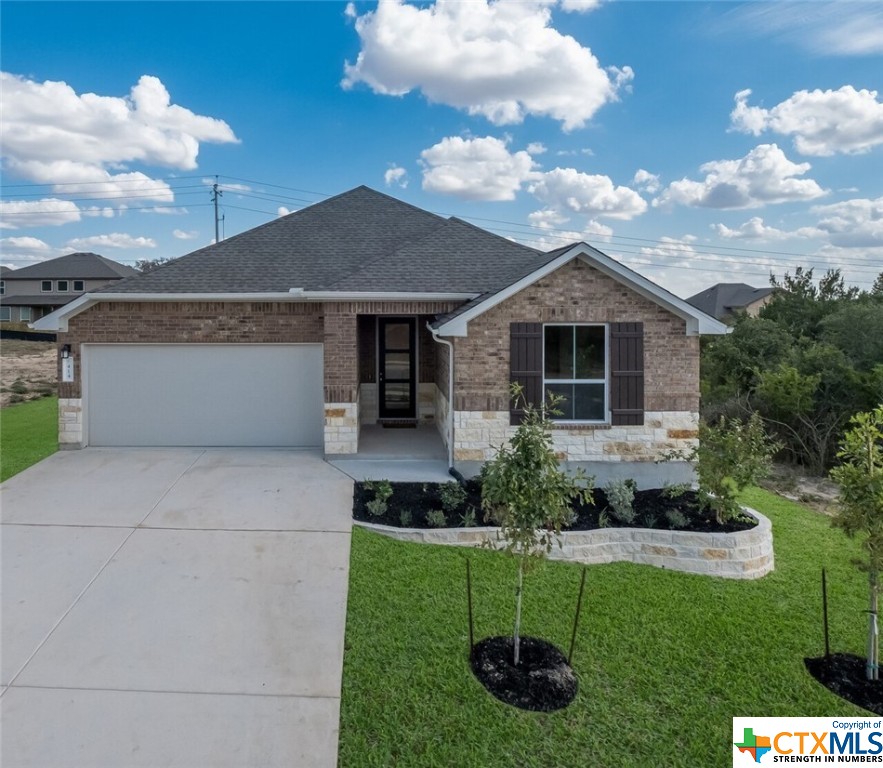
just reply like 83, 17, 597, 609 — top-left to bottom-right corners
513, 556, 524, 667
868, 569, 879, 681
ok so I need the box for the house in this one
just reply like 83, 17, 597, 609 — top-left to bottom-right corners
1, 252, 137, 324
34, 186, 728, 485
686, 282, 776, 322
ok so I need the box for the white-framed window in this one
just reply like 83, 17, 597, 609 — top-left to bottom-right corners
0, 280, 5, 296
57, 280, 69, 292
73, 280, 85, 292
41, 280, 52, 292
543, 324, 608, 422
19, 307, 32, 322
0, 306, 10, 322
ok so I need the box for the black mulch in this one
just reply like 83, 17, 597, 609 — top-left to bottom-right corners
353, 480, 756, 535
470, 636, 577, 712
805, 654, 883, 715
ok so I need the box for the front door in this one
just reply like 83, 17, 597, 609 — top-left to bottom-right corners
378, 317, 416, 420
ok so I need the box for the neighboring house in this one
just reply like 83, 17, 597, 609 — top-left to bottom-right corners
686, 282, 776, 321
0, 252, 137, 324
35, 187, 727, 484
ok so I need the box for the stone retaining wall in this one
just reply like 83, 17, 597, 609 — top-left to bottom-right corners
355, 507, 774, 579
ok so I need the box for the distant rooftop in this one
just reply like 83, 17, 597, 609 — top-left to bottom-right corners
3, 252, 137, 280
686, 282, 775, 320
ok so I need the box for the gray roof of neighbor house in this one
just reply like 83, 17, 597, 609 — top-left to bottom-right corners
99, 186, 545, 295
686, 282, 775, 320
3, 252, 137, 280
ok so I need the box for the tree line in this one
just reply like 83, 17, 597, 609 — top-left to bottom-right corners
701, 268, 883, 475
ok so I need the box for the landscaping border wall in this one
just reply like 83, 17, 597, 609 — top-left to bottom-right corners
354, 507, 774, 579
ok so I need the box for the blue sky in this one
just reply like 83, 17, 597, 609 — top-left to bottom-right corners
2, 0, 881, 298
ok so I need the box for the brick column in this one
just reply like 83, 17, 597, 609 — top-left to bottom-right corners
323, 306, 359, 454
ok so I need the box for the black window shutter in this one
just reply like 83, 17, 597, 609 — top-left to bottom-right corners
509, 322, 543, 425
610, 322, 644, 426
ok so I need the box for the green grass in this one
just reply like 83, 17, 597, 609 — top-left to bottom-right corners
0, 396, 58, 482
339, 488, 869, 767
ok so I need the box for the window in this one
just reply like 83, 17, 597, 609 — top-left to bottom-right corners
0, 280, 4, 296
73, 280, 85, 292
57, 280, 69, 292
543, 324, 607, 421
41, 280, 52, 292
19, 307, 31, 322
0, 306, 10, 322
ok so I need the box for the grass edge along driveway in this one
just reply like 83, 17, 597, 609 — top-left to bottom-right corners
338, 487, 865, 768
0, 396, 58, 482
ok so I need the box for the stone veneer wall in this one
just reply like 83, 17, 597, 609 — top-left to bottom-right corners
324, 402, 359, 454
355, 507, 775, 580
453, 410, 699, 464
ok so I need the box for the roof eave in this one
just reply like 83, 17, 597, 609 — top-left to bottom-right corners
31, 290, 480, 331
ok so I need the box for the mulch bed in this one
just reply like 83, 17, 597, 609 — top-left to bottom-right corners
470, 635, 577, 712
805, 654, 883, 715
353, 480, 757, 535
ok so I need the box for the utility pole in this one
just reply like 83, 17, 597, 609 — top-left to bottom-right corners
211, 176, 223, 242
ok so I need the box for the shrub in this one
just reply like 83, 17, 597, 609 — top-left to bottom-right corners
664, 412, 779, 524
366, 499, 388, 517
665, 508, 689, 529
425, 509, 447, 528
603, 478, 636, 524
398, 509, 413, 528
364, 479, 393, 518
439, 481, 467, 513
459, 507, 477, 528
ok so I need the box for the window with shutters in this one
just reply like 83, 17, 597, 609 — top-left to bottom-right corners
543, 324, 607, 422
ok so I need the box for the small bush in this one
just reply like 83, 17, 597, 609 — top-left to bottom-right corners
398, 509, 413, 527
603, 478, 636, 524
366, 498, 388, 517
364, 479, 393, 503
665, 508, 689, 529
459, 507, 477, 528
439, 481, 467, 513
425, 509, 447, 528
10, 380, 28, 395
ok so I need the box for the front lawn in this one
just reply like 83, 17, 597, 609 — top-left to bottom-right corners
0, 396, 58, 482
339, 488, 867, 767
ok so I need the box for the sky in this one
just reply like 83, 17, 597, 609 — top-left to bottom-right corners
1, 0, 882, 299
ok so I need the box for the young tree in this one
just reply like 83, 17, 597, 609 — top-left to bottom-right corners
830, 407, 883, 681
481, 384, 592, 666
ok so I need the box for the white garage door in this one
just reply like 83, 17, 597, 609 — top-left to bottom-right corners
85, 344, 324, 447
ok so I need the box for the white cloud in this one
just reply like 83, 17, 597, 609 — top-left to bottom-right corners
277, 206, 292, 217
632, 169, 660, 194
172, 228, 198, 240
342, 0, 632, 131
525, 208, 613, 250
526, 142, 547, 155
654, 144, 827, 210
0, 198, 81, 229
420, 135, 538, 201
1, 73, 238, 204
0, 236, 52, 253
811, 196, 883, 249
384, 165, 409, 188
66, 233, 156, 250
82, 206, 115, 218
731, 86, 883, 156
722, 3, 883, 57
559, 0, 603, 12
639, 235, 699, 260
529, 167, 647, 220
711, 217, 823, 241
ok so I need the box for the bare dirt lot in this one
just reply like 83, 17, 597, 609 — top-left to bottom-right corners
1, 340, 57, 407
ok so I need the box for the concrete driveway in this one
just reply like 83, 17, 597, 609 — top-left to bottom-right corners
1, 448, 353, 768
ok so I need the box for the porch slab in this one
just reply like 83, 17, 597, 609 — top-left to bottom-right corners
328, 459, 453, 483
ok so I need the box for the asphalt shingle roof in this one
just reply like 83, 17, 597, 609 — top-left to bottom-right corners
5, 252, 137, 280
101, 186, 544, 295
686, 283, 775, 320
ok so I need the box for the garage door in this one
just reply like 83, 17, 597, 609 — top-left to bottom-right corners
85, 344, 324, 447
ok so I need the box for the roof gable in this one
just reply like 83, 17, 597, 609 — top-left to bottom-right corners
686, 282, 775, 319
433, 243, 729, 336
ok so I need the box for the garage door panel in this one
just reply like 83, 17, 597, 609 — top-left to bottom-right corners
86, 345, 323, 447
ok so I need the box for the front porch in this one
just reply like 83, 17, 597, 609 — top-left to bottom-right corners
327, 424, 452, 482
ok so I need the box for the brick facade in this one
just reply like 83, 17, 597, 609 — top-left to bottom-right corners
452, 258, 700, 413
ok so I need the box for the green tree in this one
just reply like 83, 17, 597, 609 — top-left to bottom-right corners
830, 407, 883, 680
481, 385, 592, 666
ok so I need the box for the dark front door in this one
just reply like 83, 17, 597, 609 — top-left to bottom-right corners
378, 317, 416, 420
